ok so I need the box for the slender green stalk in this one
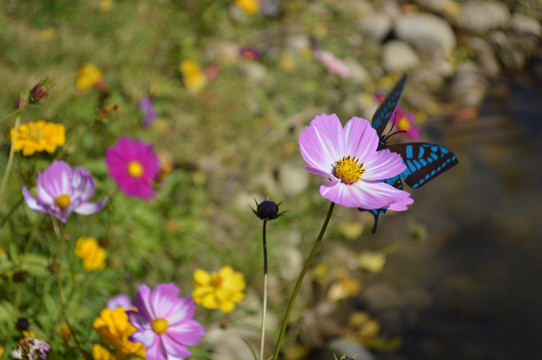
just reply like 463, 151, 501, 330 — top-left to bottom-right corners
260, 220, 269, 360
0, 107, 25, 124
52, 218, 88, 360
0, 114, 21, 206
271, 202, 335, 360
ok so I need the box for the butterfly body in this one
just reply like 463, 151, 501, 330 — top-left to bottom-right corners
359, 75, 458, 233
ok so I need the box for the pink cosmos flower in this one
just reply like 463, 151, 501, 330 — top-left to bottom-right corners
128, 283, 205, 360
139, 97, 157, 128
374, 92, 421, 140
299, 114, 413, 210
105, 136, 160, 200
107, 294, 134, 310
313, 49, 350, 78
22, 161, 107, 223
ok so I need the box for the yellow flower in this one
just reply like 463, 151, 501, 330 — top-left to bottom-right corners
93, 307, 146, 359
180, 60, 207, 93
236, 0, 260, 15
92, 344, 113, 360
192, 266, 245, 313
75, 237, 107, 272
10, 121, 66, 156
76, 63, 103, 91
99, 0, 115, 12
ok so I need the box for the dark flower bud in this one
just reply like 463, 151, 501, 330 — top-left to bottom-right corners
16, 317, 30, 331
251, 199, 286, 221
13, 270, 29, 282
15, 97, 28, 111
29, 77, 54, 104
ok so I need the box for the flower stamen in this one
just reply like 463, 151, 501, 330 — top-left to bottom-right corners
333, 155, 365, 184
151, 318, 169, 335
211, 273, 223, 287
127, 161, 143, 178
55, 194, 71, 209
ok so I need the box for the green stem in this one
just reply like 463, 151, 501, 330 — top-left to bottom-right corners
53, 218, 88, 360
271, 202, 335, 360
0, 107, 25, 124
0, 114, 21, 206
260, 220, 268, 360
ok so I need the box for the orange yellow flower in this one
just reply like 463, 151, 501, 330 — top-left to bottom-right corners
76, 63, 103, 91
192, 266, 245, 313
93, 307, 146, 359
92, 344, 113, 360
180, 60, 207, 93
75, 237, 106, 271
10, 121, 65, 156
236, 0, 260, 15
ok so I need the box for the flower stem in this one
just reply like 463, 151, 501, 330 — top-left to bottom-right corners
0, 107, 24, 124
260, 220, 269, 360
271, 202, 335, 360
0, 114, 21, 206
53, 218, 89, 360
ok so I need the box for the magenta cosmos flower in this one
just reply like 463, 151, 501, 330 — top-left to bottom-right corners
105, 136, 160, 200
128, 283, 205, 360
299, 114, 413, 210
22, 161, 107, 223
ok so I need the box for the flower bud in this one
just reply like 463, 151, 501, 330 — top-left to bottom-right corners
16, 317, 29, 331
251, 199, 286, 221
29, 78, 54, 104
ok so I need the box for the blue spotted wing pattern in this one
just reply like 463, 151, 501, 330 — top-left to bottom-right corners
387, 143, 458, 189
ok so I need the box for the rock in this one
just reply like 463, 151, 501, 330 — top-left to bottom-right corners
468, 37, 501, 77
359, 13, 393, 42
487, 31, 529, 71
450, 61, 489, 108
456, 1, 510, 33
510, 13, 542, 37
278, 162, 310, 197
361, 283, 403, 311
382, 40, 420, 73
395, 13, 456, 53
344, 58, 371, 84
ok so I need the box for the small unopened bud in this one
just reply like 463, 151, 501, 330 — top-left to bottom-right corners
251, 199, 286, 221
29, 77, 54, 104
15, 97, 28, 111
16, 317, 30, 331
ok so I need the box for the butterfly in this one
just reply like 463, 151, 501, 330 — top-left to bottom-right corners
359, 74, 459, 233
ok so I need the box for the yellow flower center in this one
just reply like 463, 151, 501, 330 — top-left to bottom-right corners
127, 161, 143, 178
151, 318, 169, 335
211, 273, 223, 287
397, 117, 410, 131
28, 127, 44, 141
55, 194, 71, 209
333, 155, 365, 184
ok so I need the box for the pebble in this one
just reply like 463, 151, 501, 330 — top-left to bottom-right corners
382, 40, 420, 73
395, 13, 456, 52
456, 1, 510, 33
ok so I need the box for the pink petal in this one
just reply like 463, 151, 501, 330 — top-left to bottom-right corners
74, 197, 107, 215
143, 337, 168, 360
35, 172, 55, 205
166, 297, 196, 325
129, 327, 156, 348
161, 334, 192, 359
42, 161, 71, 197
22, 186, 47, 213
151, 283, 180, 319
167, 320, 205, 346
343, 117, 378, 160
363, 149, 406, 181
134, 284, 155, 320
299, 114, 344, 175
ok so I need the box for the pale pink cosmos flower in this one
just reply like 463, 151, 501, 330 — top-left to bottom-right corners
313, 49, 350, 78
22, 161, 107, 223
128, 283, 205, 360
105, 136, 160, 200
107, 294, 134, 310
374, 92, 421, 140
299, 114, 413, 210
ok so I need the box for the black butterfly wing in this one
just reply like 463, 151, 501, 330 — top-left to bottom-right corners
387, 143, 459, 189
371, 74, 407, 137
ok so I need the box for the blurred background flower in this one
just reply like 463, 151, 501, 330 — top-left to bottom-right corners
192, 266, 246, 313
10, 121, 65, 156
